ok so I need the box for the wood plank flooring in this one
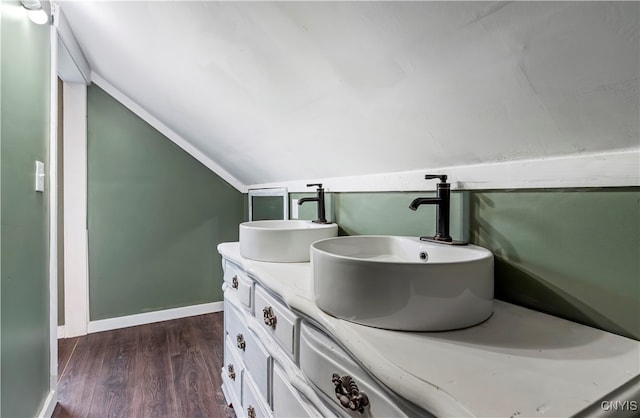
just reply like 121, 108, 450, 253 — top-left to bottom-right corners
53, 313, 236, 418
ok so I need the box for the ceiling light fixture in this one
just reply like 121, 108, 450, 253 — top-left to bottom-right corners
21, 0, 48, 25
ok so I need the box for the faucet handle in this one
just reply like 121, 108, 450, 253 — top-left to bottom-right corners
306, 183, 323, 189
424, 174, 447, 183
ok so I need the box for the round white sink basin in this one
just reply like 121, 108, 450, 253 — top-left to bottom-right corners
311, 235, 494, 331
240, 220, 338, 262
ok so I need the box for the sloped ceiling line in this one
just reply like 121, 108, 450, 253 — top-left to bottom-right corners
57, 9, 91, 84
91, 72, 246, 192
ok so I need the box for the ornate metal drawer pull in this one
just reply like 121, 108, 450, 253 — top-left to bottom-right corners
263, 306, 277, 328
227, 364, 236, 380
236, 333, 246, 350
247, 406, 256, 418
332, 373, 369, 413
231, 275, 239, 289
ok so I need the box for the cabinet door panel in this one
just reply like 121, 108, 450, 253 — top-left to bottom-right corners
225, 298, 271, 402
223, 334, 244, 406
242, 372, 272, 418
273, 362, 323, 418
224, 260, 253, 310
299, 323, 430, 418
254, 285, 299, 360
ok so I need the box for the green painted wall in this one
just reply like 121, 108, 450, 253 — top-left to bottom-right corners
470, 189, 639, 341
87, 85, 244, 320
291, 188, 640, 340
251, 195, 284, 220
291, 191, 466, 238
1, 3, 51, 417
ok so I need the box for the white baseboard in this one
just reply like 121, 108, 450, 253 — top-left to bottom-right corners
87, 301, 224, 334
37, 389, 57, 418
57, 325, 66, 339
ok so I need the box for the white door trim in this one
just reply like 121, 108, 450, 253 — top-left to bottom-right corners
62, 81, 89, 338
48, 5, 60, 412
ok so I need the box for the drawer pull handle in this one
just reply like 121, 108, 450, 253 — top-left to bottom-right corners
236, 333, 246, 350
263, 306, 277, 329
332, 373, 369, 413
227, 364, 236, 380
231, 275, 239, 289
247, 406, 256, 418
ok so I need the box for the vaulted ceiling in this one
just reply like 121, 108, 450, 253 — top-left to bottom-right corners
60, 1, 639, 188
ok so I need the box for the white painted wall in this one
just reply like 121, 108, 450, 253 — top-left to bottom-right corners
59, 2, 639, 190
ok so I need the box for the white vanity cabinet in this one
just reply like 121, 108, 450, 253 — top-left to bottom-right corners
219, 243, 640, 418
220, 258, 425, 418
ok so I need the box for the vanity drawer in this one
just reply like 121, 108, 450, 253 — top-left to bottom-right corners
225, 299, 271, 401
224, 260, 253, 311
223, 334, 244, 406
273, 362, 322, 418
299, 322, 427, 418
242, 372, 272, 418
254, 285, 299, 360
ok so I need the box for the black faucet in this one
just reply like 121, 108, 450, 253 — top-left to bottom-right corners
409, 174, 466, 245
298, 183, 329, 224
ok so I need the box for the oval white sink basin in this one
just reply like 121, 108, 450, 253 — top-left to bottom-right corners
240, 220, 338, 262
311, 235, 494, 331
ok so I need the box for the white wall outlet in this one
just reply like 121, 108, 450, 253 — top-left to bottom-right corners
291, 199, 299, 219
35, 161, 45, 192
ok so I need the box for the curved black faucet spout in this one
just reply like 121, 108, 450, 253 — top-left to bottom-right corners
298, 184, 329, 223
410, 175, 454, 243
297, 197, 317, 205
409, 197, 442, 211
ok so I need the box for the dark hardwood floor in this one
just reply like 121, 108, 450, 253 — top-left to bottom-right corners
53, 313, 236, 418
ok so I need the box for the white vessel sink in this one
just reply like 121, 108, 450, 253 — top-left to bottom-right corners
240, 220, 338, 262
311, 235, 494, 331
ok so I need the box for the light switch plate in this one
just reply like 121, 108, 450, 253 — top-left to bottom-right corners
35, 161, 45, 192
